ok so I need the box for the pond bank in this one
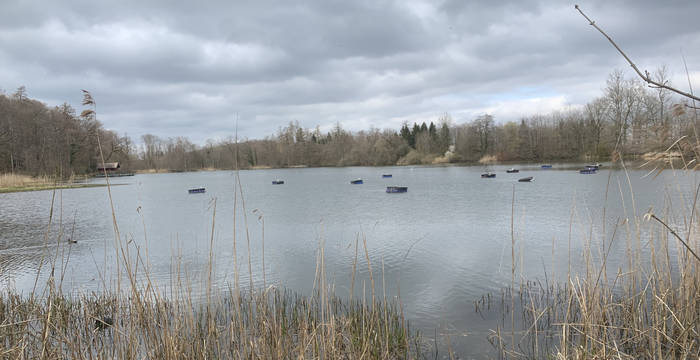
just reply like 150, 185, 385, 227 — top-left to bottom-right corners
0, 183, 110, 193
0, 173, 114, 193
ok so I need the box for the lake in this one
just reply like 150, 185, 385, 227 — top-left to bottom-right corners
0, 164, 696, 356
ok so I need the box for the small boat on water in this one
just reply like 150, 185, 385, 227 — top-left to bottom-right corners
188, 187, 206, 194
541, 164, 553, 169
272, 180, 284, 185
580, 169, 597, 174
506, 168, 519, 173
350, 179, 363, 184
382, 174, 392, 178
518, 176, 533, 182
386, 186, 408, 193
584, 164, 599, 170
481, 172, 496, 178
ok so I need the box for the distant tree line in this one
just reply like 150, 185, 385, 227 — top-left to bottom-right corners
1, 69, 697, 177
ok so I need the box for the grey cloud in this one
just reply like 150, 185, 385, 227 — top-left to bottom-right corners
0, 0, 698, 144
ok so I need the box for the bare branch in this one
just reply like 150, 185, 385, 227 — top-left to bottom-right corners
649, 214, 700, 263
575, 5, 700, 102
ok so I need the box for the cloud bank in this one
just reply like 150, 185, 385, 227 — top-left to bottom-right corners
1, 0, 698, 143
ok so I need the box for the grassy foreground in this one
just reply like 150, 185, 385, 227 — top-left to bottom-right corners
0, 287, 416, 359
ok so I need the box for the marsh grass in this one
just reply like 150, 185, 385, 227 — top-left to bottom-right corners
480, 157, 700, 359
0, 173, 44, 187
0, 173, 97, 193
0, 287, 415, 359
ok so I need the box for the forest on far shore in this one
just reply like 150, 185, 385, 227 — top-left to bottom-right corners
1, 68, 698, 178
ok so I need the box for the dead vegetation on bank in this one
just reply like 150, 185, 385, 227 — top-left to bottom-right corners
0, 173, 103, 193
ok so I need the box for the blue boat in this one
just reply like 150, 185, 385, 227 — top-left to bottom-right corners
386, 186, 407, 193
382, 174, 392, 178
188, 187, 206, 194
272, 180, 284, 185
481, 172, 496, 178
541, 164, 553, 169
350, 179, 363, 184
580, 169, 597, 174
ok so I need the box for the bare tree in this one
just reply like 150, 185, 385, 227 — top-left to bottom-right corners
605, 70, 641, 148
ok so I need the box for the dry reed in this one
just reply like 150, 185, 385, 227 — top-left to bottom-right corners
484, 158, 700, 359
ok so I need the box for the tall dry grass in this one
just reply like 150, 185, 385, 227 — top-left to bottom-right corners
0, 173, 50, 187
0, 173, 92, 193
482, 158, 700, 359
0, 286, 414, 359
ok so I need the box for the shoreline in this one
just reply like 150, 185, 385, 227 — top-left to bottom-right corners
130, 159, 623, 173
0, 156, 675, 192
0, 183, 117, 194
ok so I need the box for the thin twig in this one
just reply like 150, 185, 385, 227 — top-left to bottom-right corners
574, 5, 700, 102
648, 214, 700, 263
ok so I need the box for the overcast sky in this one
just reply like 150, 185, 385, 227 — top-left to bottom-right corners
1, 0, 698, 144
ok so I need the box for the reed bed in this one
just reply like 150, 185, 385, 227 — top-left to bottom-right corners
0, 286, 416, 359
485, 256, 699, 359
0, 173, 49, 188
482, 164, 700, 359
0, 173, 96, 193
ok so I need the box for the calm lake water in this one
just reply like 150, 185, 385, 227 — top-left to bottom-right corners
1, 164, 697, 356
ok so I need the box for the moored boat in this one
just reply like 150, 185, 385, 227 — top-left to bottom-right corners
382, 174, 392, 178
579, 169, 597, 174
481, 172, 496, 178
188, 187, 206, 194
386, 186, 408, 193
518, 176, 533, 182
350, 179, 363, 184
272, 180, 284, 185
506, 168, 519, 173
541, 164, 553, 169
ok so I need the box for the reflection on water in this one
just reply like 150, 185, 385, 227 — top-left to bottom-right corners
0, 164, 697, 356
